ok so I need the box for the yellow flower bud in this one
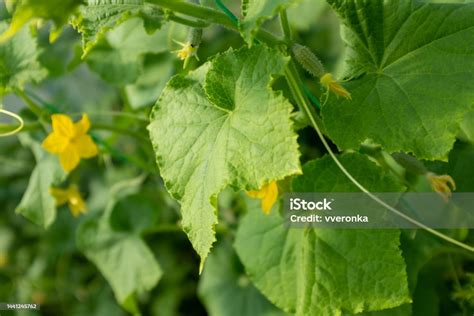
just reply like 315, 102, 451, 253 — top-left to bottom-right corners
50, 185, 87, 217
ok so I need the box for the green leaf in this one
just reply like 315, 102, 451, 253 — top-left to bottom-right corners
86, 18, 170, 85
77, 193, 162, 314
322, 1, 474, 159
15, 140, 65, 228
198, 241, 287, 316
148, 46, 301, 266
0, 0, 81, 43
73, 0, 164, 56
240, 0, 299, 44
0, 22, 47, 95
235, 153, 410, 315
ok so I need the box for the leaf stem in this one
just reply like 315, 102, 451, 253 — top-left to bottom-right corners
279, 10, 292, 42
149, 0, 236, 28
285, 61, 325, 131
0, 121, 40, 134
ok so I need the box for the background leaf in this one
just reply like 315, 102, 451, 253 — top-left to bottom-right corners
198, 241, 286, 316
77, 192, 162, 314
15, 138, 65, 228
0, 22, 46, 95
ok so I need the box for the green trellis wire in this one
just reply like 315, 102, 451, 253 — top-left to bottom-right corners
214, 0, 239, 24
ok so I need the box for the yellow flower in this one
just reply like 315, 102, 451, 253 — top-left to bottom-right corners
247, 181, 279, 215
0, 252, 7, 267
426, 172, 456, 202
50, 185, 87, 217
173, 40, 200, 69
42, 114, 98, 172
174, 41, 198, 61
320, 73, 352, 100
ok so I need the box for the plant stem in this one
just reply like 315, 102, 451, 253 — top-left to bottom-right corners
149, 0, 235, 28
279, 10, 292, 42
0, 122, 40, 134
285, 61, 325, 131
16, 90, 44, 118
168, 13, 210, 28
148, 0, 284, 47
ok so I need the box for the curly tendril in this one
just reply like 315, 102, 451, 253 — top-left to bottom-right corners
0, 108, 24, 137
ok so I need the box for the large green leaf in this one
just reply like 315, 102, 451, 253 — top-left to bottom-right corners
73, 0, 164, 56
322, 1, 474, 159
15, 139, 65, 228
77, 193, 162, 314
0, 22, 47, 95
235, 153, 410, 315
240, 0, 299, 44
148, 46, 301, 266
86, 18, 170, 85
198, 241, 287, 316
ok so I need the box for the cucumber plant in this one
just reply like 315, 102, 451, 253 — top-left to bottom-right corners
0, 0, 473, 315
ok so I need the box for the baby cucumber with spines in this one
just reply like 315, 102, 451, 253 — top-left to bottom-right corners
292, 43, 325, 78
188, 27, 202, 49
